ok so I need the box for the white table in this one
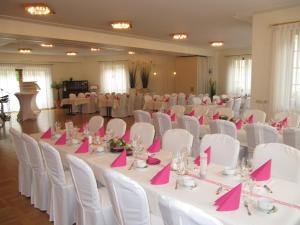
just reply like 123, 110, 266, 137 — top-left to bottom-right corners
15, 92, 40, 121
31, 132, 300, 225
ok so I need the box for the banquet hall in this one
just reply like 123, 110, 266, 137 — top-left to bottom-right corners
0, 0, 300, 225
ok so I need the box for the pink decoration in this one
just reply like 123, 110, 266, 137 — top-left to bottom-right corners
75, 137, 89, 154
171, 113, 176, 122
198, 116, 204, 125
217, 100, 224, 105
111, 150, 127, 167
97, 126, 105, 137
194, 146, 211, 166
215, 183, 242, 211
148, 138, 161, 153
250, 160, 272, 181
146, 156, 161, 165
203, 99, 207, 104
41, 128, 52, 139
188, 110, 195, 117
247, 114, 254, 124
55, 132, 67, 145
150, 163, 171, 185
79, 124, 87, 133
213, 112, 220, 120
122, 130, 130, 144
235, 119, 243, 130
166, 109, 172, 115
280, 117, 288, 128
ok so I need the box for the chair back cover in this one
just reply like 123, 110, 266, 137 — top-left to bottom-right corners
107, 118, 127, 138
178, 93, 186, 106
143, 95, 153, 111
202, 96, 211, 104
69, 93, 76, 99
283, 128, 300, 150
193, 105, 209, 117
243, 109, 266, 123
88, 115, 104, 134
104, 170, 152, 225
187, 95, 195, 105
133, 110, 152, 123
171, 105, 185, 117
130, 122, 155, 148
253, 143, 300, 183
274, 112, 300, 127
10, 128, 30, 164
232, 98, 242, 118
192, 97, 202, 105
225, 98, 234, 109
153, 112, 172, 138
209, 120, 237, 139
78, 92, 85, 98
169, 95, 178, 107
200, 134, 240, 168
162, 129, 193, 155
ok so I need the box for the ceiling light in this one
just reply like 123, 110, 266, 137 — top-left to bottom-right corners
40, 43, 53, 48
210, 41, 224, 47
173, 72, 177, 75
91, 47, 101, 52
111, 21, 132, 30
128, 51, 135, 55
66, 52, 77, 56
153, 72, 157, 76
18, 48, 32, 54
24, 3, 54, 15
172, 33, 188, 40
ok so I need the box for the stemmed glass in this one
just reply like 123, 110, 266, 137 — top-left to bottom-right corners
55, 121, 61, 133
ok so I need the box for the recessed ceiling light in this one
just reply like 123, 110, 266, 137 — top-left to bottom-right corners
24, 3, 54, 15
91, 47, 101, 52
66, 52, 77, 56
18, 48, 32, 54
210, 41, 224, 47
153, 72, 157, 76
172, 33, 188, 40
128, 51, 135, 55
111, 21, 132, 30
40, 43, 53, 48
173, 72, 177, 75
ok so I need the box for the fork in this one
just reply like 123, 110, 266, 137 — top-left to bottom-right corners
244, 201, 252, 216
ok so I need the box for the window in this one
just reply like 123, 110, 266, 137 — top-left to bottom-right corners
99, 61, 128, 93
291, 34, 300, 109
226, 56, 252, 96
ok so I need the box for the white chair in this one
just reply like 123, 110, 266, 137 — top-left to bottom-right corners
171, 105, 185, 117
127, 94, 135, 116
162, 129, 193, 155
152, 112, 172, 138
209, 120, 237, 139
98, 94, 108, 116
159, 195, 223, 225
133, 110, 152, 124
273, 112, 300, 127
88, 115, 104, 134
253, 143, 300, 183
67, 155, 116, 225
200, 134, 240, 168
232, 98, 242, 118
214, 107, 234, 120
69, 93, 79, 113
106, 118, 126, 138
192, 97, 202, 105
131, 122, 155, 148
69, 93, 76, 99
202, 95, 211, 104
9, 128, 32, 197
22, 133, 50, 211
225, 98, 234, 109
241, 96, 251, 114
168, 95, 178, 108
283, 128, 300, 150
177, 116, 201, 156
78, 93, 85, 98
213, 95, 221, 104
134, 93, 144, 110
178, 93, 186, 105
187, 94, 195, 105
40, 142, 76, 225
242, 109, 266, 123
112, 94, 128, 118
103, 170, 163, 225
143, 95, 154, 111
245, 123, 279, 153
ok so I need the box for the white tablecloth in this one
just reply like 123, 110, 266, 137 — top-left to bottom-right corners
31, 133, 300, 225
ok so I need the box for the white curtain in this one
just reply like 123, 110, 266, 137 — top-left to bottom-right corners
99, 61, 128, 93
226, 55, 252, 96
270, 23, 300, 113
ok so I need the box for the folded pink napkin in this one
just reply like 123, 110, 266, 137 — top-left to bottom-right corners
75, 137, 89, 154
111, 150, 127, 167
150, 163, 171, 185
215, 183, 242, 211
166, 109, 172, 115
203, 99, 207, 104
79, 124, 86, 133
41, 128, 52, 139
250, 159, 271, 181
194, 146, 211, 166
213, 112, 220, 120
97, 126, 105, 137
188, 110, 195, 116
198, 116, 204, 125
235, 119, 243, 130
247, 114, 254, 124
55, 132, 66, 145
122, 130, 130, 144
146, 156, 161, 165
148, 137, 161, 153
171, 113, 176, 122
280, 117, 288, 127
164, 98, 169, 103
217, 100, 224, 105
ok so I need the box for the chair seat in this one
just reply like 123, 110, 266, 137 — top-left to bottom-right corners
150, 213, 164, 225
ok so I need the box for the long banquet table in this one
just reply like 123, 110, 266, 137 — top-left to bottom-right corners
31, 132, 300, 225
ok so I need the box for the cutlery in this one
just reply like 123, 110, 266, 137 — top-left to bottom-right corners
175, 180, 178, 190
263, 185, 273, 193
216, 186, 223, 195
128, 160, 135, 170
244, 201, 252, 216
267, 205, 278, 214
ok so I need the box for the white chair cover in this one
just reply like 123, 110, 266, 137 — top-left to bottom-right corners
187, 95, 195, 105
98, 94, 108, 116
152, 112, 172, 138
162, 129, 193, 155
177, 116, 200, 156
69, 93, 76, 99
40, 142, 76, 225
9, 128, 32, 197
130, 122, 155, 148
283, 128, 300, 150
242, 109, 266, 123
88, 115, 104, 134
253, 143, 300, 183
202, 96, 211, 104
193, 105, 209, 117
133, 110, 152, 124
171, 105, 185, 117
22, 133, 50, 211
69, 93, 79, 113
103, 170, 163, 225
78, 93, 85, 98
107, 118, 126, 138
177, 93, 186, 106
213, 95, 221, 104
192, 97, 202, 105
168, 95, 177, 108
127, 94, 135, 116
225, 98, 234, 109
143, 95, 154, 111
274, 112, 300, 127
209, 120, 237, 139
214, 107, 234, 120
159, 195, 223, 225
67, 155, 116, 225
241, 96, 251, 113
200, 134, 240, 168
232, 98, 242, 118
134, 93, 144, 110
112, 94, 128, 118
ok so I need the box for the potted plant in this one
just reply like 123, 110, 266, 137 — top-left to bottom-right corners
128, 61, 138, 92
208, 77, 216, 101
51, 82, 63, 108
140, 61, 151, 90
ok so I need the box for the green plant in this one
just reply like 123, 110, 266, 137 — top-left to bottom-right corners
128, 61, 138, 88
208, 77, 216, 100
140, 62, 151, 88
51, 82, 63, 101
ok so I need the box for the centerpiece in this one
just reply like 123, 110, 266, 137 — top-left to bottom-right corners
109, 138, 133, 156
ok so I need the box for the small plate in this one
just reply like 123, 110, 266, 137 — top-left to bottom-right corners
222, 167, 237, 176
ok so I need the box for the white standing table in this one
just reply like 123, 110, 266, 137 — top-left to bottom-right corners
15, 92, 40, 121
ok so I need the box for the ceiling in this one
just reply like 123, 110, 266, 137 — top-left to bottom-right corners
0, 0, 299, 55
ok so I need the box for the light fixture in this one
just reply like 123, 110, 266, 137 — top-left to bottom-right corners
153, 72, 157, 76
210, 41, 224, 47
128, 51, 135, 55
66, 52, 77, 56
173, 72, 177, 76
18, 48, 32, 54
172, 33, 188, 40
40, 43, 53, 48
91, 47, 101, 52
24, 3, 54, 15
111, 21, 132, 30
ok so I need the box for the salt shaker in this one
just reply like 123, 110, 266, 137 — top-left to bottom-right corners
199, 152, 207, 179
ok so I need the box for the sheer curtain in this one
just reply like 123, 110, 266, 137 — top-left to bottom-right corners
270, 23, 300, 113
99, 61, 128, 93
226, 55, 252, 96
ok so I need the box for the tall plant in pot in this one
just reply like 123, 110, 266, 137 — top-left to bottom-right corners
128, 61, 138, 89
208, 77, 216, 101
140, 61, 151, 89
51, 82, 63, 108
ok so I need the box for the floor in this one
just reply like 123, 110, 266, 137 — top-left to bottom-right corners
0, 109, 133, 225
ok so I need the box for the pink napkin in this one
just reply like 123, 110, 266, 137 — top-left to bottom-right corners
215, 183, 242, 211
166, 109, 172, 116
235, 119, 243, 130
280, 117, 288, 127
41, 128, 52, 139
171, 113, 176, 122
75, 137, 89, 154
111, 150, 127, 167
217, 100, 224, 106
147, 156, 161, 165
55, 132, 66, 145
148, 137, 161, 153
213, 112, 220, 120
194, 146, 211, 166
79, 124, 87, 133
122, 130, 130, 144
198, 116, 204, 125
247, 114, 254, 124
150, 163, 171, 185
203, 99, 207, 104
188, 110, 195, 116
250, 160, 271, 181
97, 126, 105, 137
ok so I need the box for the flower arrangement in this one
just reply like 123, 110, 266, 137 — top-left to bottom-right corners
140, 61, 152, 89
208, 77, 216, 100
109, 138, 132, 152
128, 61, 138, 88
